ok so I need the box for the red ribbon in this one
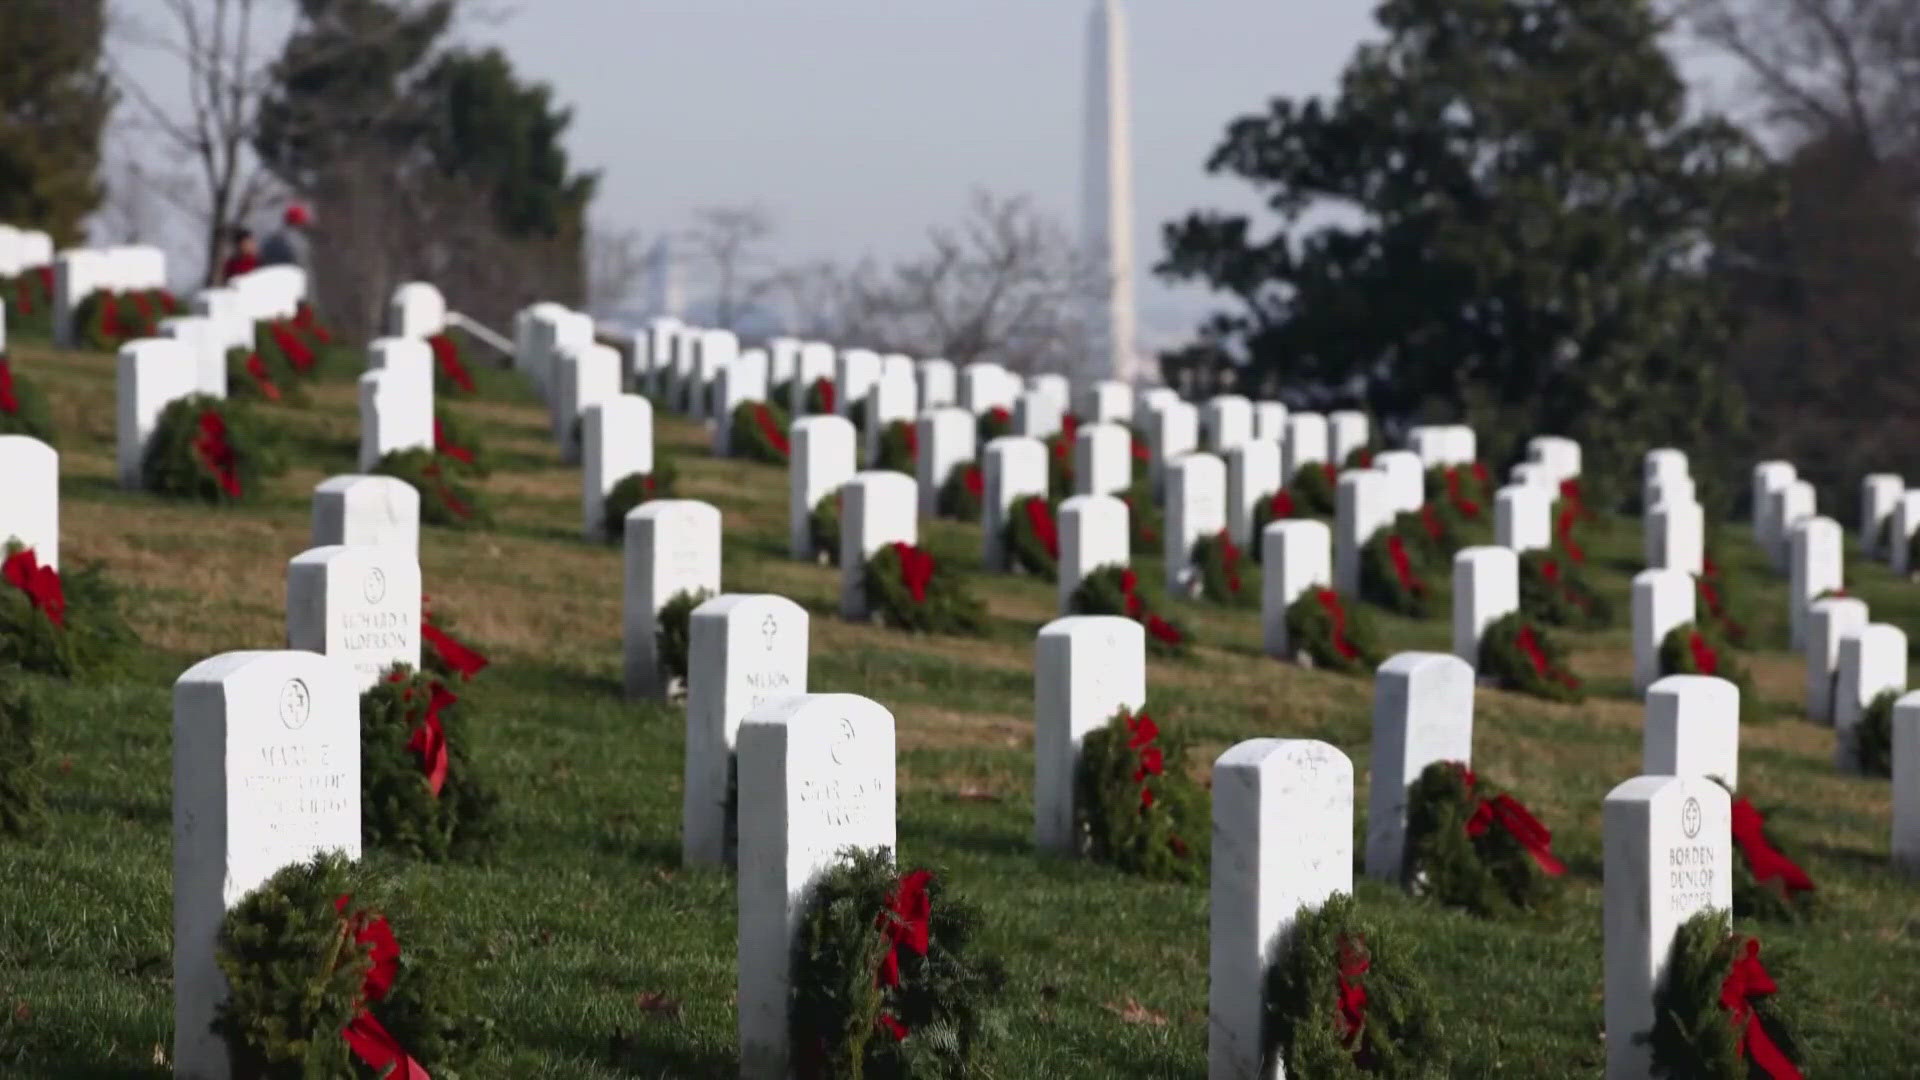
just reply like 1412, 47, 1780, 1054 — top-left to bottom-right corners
962, 465, 984, 500
129, 290, 156, 333
405, 682, 456, 797
294, 302, 333, 344
1419, 503, 1444, 542
1470, 461, 1490, 490
1023, 498, 1059, 560
1115, 569, 1184, 645
3, 548, 65, 627
271, 321, 316, 372
893, 542, 935, 604
432, 419, 474, 465
192, 409, 243, 498
1386, 535, 1423, 596
100, 292, 124, 339
0, 359, 19, 415
1268, 490, 1296, 520
1444, 468, 1481, 518
1126, 712, 1163, 809
988, 405, 1011, 429
159, 290, 179, 314
14, 276, 32, 315
1315, 588, 1360, 660
900, 420, 919, 459
421, 597, 489, 680
873, 868, 933, 1041
1719, 938, 1803, 1080
1131, 437, 1149, 463
1730, 798, 1814, 899
1556, 505, 1584, 563
1216, 530, 1244, 593
418, 462, 471, 518
811, 377, 835, 413
244, 353, 282, 401
1060, 413, 1079, 443
753, 403, 791, 458
333, 895, 431, 1080
1515, 623, 1580, 689
1467, 791, 1567, 875
1335, 934, 1371, 1057
1688, 631, 1718, 675
427, 334, 474, 393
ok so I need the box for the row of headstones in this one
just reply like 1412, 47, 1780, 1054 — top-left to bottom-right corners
0, 223, 54, 277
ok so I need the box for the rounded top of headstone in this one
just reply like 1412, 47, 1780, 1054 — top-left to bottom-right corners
174, 648, 353, 693
1058, 493, 1128, 515
1037, 614, 1144, 649
692, 592, 807, 625
1171, 451, 1224, 479
984, 435, 1046, 461
1376, 650, 1472, 683
626, 498, 722, 529
1808, 595, 1868, 620
0, 433, 57, 461
738, 692, 895, 749
1631, 566, 1694, 588
1336, 468, 1384, 492
1855, 622, 1908, 648
848, 471, 916, 500
589, 393, 653, 423
1261, 516, 1330, 543
1603, 773, 1731, 815
1647, 673, 1740, 706
1213, 737, 1352, 781
118, 337, 190, 364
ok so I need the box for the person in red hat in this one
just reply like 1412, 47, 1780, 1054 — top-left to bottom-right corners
260, 203, 311, 270
218, 225, 260, 282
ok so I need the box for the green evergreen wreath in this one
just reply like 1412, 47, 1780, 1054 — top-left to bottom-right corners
1074, 706, 1209, 882
863, 543, 987, 636
0, 358, 55, 440
937, 462, 984, 522
142, 394, 282, 504
1068, 565, 1191, 656
1359, 530, 1436, 618
1697, 543, 1751, 647
1290, 461, 1339, 516
1, 680, 44, 841
1641, 913, 1806, 1080
374, 449, 492, 530
789, 847, 1008, 1080
1425, 465, 1486, 523
1284, 587, 1380, 673
1045, 431, 1074, 494
602, 459, 681, 541
1856, 688, 1899, 778
0, 541, 134, 679
1004, 495, 1059, 580
768, 378, 796, 414
1401, 761, 1566, 916
657, 588, 713, 686
1192, 529, 1256, 605
731, 400, 792, 464
810, 493, 841, 565
226, 345, 304, 403
1478, 613, 1583, 702
361, 665, 498, 861
1379, 509, 1450, 570
1264, 892, 1448, 1079
877, 419, 917, 475
1519, 550, 1612, 630
1118, 482, 1164, 555
72, 288, 175, 351
212, 852, 482, 1078
1249, 489, 1298, 564
1657, 624, 1757, 724
1342, 446, 1376, 469
1710, 779, 1816, 923
432, 408, 491, 477
4, 267, 54, 337
976, 405, 1013, 443
804, 376, 837, 416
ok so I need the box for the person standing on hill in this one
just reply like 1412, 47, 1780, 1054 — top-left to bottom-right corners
219, 226, 260, 282
260, 203, 311, 271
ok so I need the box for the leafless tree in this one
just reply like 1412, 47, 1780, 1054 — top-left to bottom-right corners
682, 205, 780, 331
586, 220, 648, 317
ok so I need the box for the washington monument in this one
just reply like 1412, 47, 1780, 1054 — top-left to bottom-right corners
1081, 0, 1139, 386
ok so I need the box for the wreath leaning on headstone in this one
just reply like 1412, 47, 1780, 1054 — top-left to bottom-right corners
0, 680, 45, 841
1854, 688, 1900, 777
1401, 761, 1566, 917
1290, 461, 1339, 516
876, 419, 917, 476
426, 330, 477, 395
0, 357, 55, 441
0, 541, 133, 679
72, 287, 178, 351
731, 400, 792, 465
1068, 565, 1190, 656
4, 267, 55, 336
361, 664, 499, 862
803, 376, 837, 416
1641, 912, 1806, 1080
1478, 613, 1583, 702
863, 543, 987, 636
1518, 549, 1610, 630
1119, 483, 1163, 555
422, 595, 490, 684
1709, 779, 1816, 922
809, 493, 841, 566
213, 852, 485, 1079
1249, 489, 1299, 564
1075, 706, 1209, 882
937, 462, 984, 522
1658, 623, 1757, 724
656, 588, 713, 692
1697, 543, 1751, 646
432, 409, 491, 477
142, 394, 283, 505
1264, 893, 1449, 1079
789, 846, 1008, 1080
1005, 495, 1059, 580
1426, 464, 1489, 524
1191, 529, 1256, 606
375, 448, 492, 530
976, 405, 1013, 443
1284, 587, 1381, 674
1360, 528, 1437, 619
601, 458, 681, 541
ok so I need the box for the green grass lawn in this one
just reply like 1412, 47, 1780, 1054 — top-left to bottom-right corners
2, 337, 1918, 1077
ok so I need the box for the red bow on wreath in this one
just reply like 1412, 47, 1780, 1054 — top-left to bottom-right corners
1130, 437, 1149, 463
269, 321, 316, 373
1216, 531, 1244, 594
1555, 505, 1585, 563
811, 377, 836, 414
432, 419, 474, 466
1419, 503, 1444, 542
1386, 535, 1423, 595
334, 895, 431, 1080
0, 359, 19, 415
1268, 490, 1296, 520
1444, 468, 1480, 518
1023, 498, 1059, 560
129, 291, 156, 332
1335, 934, 1372, 1062
294, 302, 332, 344
962, 465, 984, 501
1730, 798, 1814, 899
421, 597, 489, 680
1116, 570, 1183, 645
244, 353, 282, 401
192, 409, 243, 498
892, 542, 935, 604
1126, 711, 1164, 809
1688, 631, 1719, 676
753, 403, 790, 457
874, 869, 934, 1041
1315, 588, 1360, 660
1719, 938, 1802, 1080
3, 548, 65, 627
405, 682, 457, 797
900, 421, 919, 459
988, 405, 1011, 428
1060, 413, 1079, 443
418, 461, 471, 518
1460, 766, 1566, 875
427, 334, 474, 393
1515, 624, 1579, 690
100, 292, 125, 339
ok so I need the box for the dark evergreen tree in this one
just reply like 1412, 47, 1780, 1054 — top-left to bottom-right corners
0, 0, 112, 243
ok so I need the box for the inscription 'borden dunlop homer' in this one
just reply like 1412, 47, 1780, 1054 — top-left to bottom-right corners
287, 545, 422, 693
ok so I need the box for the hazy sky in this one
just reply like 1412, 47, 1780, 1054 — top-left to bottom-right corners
485, 0, 1379, 337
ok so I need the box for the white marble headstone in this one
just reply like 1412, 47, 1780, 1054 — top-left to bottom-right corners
116, 338, 197, 488
1165, 452, 1226, 596
1261, 519, 1332, 660
286, 545, 422, 692
1334, 469, 1391, 597
982, 436, 1049, 570
1364, 652, 1474, 880
1632, 569, 1697, 694
916, 408, 976, 517
623, 500, 723, 697
1034, 616, 1145, 853
1453, 546, 1520, 666
1057, 495, 1129, 616
1074, 422, 1132, 499
790, 415, 856, 560
1644, 675, 1740, 789
1805, 596, 1868, 723
0, 435, 58, 569
584, 395, 655, 537
839, 471, 918, 619
1226, 441, 1282, 549
1835, 624, 1908, 772
311, 475, 419, 557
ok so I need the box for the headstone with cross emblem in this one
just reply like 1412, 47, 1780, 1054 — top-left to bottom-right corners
682, 594, 809, 867
1208, 738, 1353, 1079
736, 693, 897, 1079
285, 545, 421, 693
1602, 775, 1731, 1079
172, 649, 360, 1079
1033, 615, 1144, 854
623, 499, 722, 698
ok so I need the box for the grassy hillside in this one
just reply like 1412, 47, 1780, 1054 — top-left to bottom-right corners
2, 339, 1917, 1077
